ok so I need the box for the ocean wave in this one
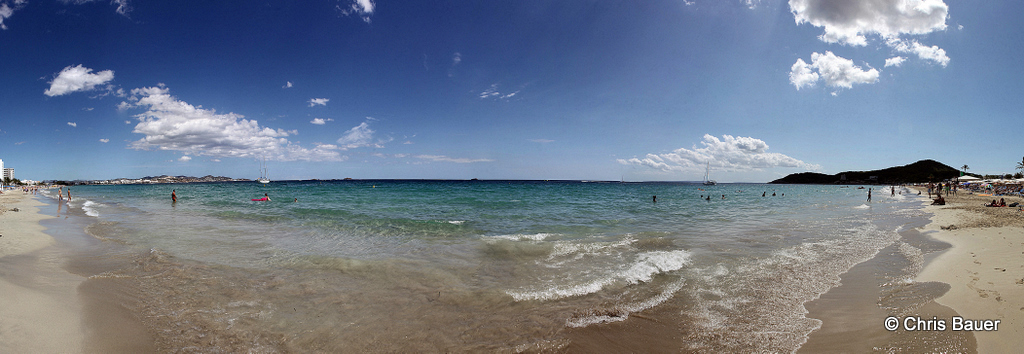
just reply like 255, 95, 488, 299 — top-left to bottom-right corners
506, 249, 692, 301
547, 237, 635, 261
482, 233, 556, 242
682, 222, 899, 352
565, 277, 686, 328
82, 200, 101, 217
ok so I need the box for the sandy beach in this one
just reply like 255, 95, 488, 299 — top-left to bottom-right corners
916, 188, 1024, 352
0, 191, 85, 353
5, 182, 1022, 352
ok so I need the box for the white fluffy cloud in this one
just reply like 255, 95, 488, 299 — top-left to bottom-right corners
617, 134, 819, 173
121, 85, 342, 161
308, 98, 329, 107
789, 59, 819, 90
337, 120, 390, 149
789, 0, 948, 46
789, 51, 879, 90
884, 56, 906, 67
99, 138, 109, 143
338, 0, 374, 23
0, 3, 15, 30
788, 0, 950, 86
887, 38, 949, 66
283, 81, 293, 88
179, 155, 191, 162
44, 65, 115, 97
310, 118, 333, 125
67, 122, 77, 127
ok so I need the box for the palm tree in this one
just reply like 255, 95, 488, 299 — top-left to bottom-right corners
961, 164, 969, 176
1017, 157, 1024, 174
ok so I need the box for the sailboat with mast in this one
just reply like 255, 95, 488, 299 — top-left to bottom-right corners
703, 161, 717, 186
257, 157, 270, 184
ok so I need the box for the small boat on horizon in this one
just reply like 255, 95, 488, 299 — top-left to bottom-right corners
257, 157, 270, 184
703, 162, 717, 186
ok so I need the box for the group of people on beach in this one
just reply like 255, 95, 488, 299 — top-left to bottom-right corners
985, 198, 1015, 207
652, 190, 784, 203
927, 182, 956, 197
56, 186, 71, 201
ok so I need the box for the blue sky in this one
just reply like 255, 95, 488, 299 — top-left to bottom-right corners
1, 0, 1020, 182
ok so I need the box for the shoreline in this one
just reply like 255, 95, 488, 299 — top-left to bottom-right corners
0, 192, 85, 353
915, 188, 1024, 353
800, 190, 982, 353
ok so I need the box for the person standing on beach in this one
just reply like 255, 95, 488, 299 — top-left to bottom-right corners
172, 190, 177, 203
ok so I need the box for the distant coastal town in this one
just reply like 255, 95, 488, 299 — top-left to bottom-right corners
54, 175, 249, 186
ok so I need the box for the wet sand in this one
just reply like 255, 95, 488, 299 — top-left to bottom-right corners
802, 212, 976, 353
0, 192, 85, 352
803, 187, 1024, 352
916, 189, 1024, 353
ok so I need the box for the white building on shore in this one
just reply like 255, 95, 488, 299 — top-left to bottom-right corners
3, 168, 13, 181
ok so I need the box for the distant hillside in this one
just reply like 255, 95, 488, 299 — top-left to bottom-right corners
770, 160, 967, 185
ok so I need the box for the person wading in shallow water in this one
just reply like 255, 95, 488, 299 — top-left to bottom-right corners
172, 190, 177, 203
867, 188, 872, 202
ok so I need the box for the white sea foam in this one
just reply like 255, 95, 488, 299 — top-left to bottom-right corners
853, 204, 870, 209
82, 200, 101, 217
565, 277, 687, 328
507, 249, 692, 301
447, 220, 465, 225
547, 237, 635, 260
483, 233, 555, 242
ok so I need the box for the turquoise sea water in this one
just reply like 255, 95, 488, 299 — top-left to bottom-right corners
42, 181, 938, 352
